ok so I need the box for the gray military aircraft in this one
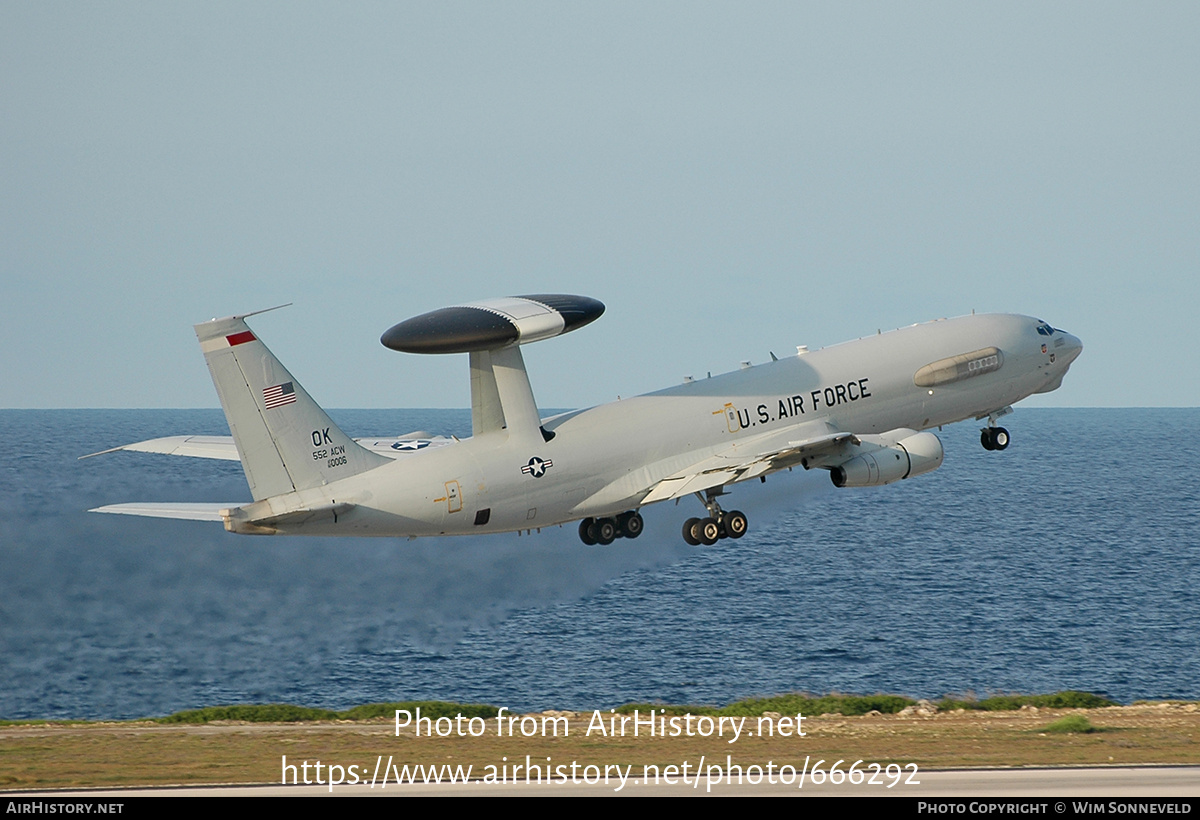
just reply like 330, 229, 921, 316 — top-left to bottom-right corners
88, 296, 1082, 545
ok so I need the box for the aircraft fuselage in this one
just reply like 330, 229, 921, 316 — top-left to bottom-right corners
225, 312, 1081, 538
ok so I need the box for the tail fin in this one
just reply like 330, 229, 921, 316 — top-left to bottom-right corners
195, 310, 389, 500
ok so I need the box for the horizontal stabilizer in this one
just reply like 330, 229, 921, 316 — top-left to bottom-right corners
246, 502, 354, 528
221, 500, 357, 534
83, 434, 456, 462
89, 502, 234, 521
81, 436, 241, 461
89, 499, 359, 534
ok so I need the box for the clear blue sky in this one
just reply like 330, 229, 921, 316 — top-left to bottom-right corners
3, 2, 1197, 409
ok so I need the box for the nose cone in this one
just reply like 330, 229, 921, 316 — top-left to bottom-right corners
1061, 332, 1083, 366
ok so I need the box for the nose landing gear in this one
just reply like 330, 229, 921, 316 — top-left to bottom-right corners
980, 426, 1010, 451
980, 407, 1013, 452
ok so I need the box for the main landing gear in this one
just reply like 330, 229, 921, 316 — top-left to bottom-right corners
681, 490, 748, 547
980, 426, 1010, 451
576, 491, 752, 547
578, 511, 643, 545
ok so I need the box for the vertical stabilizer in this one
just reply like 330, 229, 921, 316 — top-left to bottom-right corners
195, 313, 389, 500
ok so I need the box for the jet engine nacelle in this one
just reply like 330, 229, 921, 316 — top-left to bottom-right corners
830, 429, 944, 488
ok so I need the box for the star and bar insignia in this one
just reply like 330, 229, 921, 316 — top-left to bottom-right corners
521, 456, 553, 478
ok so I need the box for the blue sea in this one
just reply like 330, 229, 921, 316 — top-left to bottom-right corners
1, 408, 1197, 720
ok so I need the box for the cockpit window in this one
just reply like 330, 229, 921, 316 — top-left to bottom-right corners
1036, 323, 1055, 336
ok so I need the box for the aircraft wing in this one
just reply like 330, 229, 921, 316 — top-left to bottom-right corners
639, 423, 858, 504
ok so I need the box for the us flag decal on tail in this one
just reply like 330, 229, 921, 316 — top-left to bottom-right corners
263, 382, 297, 409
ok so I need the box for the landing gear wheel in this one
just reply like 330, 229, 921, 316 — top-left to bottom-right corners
578, 518, 597, 545
722, 510, 748, 539
682, 517, 701, 546
698, 517, 721, 546
594, 518, 617, 545
981, 427, 1009, 451
618, 511, 644, 539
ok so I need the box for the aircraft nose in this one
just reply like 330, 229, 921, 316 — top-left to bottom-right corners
1062, 332, 1083, 365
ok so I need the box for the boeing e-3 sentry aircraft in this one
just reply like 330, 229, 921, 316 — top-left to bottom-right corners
88, 296, 1082, 546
